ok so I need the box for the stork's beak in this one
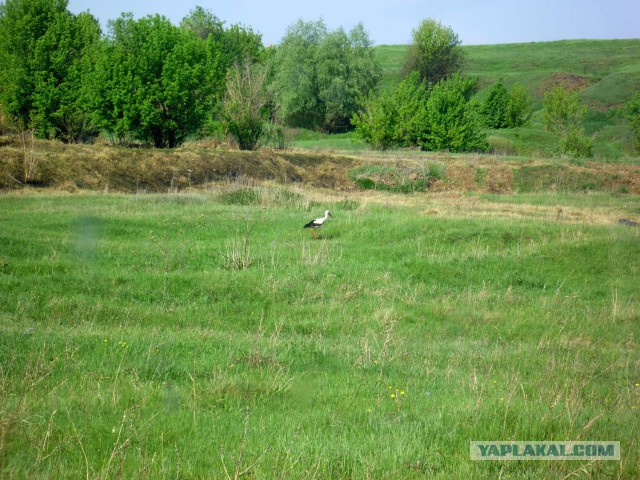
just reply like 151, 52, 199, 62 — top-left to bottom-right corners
329, 212, 333, 218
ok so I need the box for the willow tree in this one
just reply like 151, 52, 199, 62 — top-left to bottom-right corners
269, 19, 381, 132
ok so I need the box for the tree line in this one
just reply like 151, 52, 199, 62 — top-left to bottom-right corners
0, 1, 264, 148
1, 0, 379, 149
2, 1, 635, 155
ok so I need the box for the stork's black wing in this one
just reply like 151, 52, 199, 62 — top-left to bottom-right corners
303, 220, 318, 229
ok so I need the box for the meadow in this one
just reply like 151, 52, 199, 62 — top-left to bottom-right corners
1, 36, 639, 479
1, 183, 639, 478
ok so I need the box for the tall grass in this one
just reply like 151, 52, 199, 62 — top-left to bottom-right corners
0, 189, 639, 478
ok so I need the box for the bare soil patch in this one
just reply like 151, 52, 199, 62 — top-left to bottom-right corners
539, 72, 594, 96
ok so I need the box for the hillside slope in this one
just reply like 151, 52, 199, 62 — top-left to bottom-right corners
373, 39, 640, 158
377, 39, 640, 105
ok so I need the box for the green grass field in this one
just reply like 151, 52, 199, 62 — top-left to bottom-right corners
1, 186, 639, 478
1, 37, 639, 479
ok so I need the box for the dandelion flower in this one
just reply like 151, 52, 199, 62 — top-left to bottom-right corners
391, 394, 396, 399
400, 390, 405, 395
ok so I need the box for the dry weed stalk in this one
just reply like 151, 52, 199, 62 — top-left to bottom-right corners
220, 212, 256, 270
18, 126, 37, 183
221, 408, 269, 479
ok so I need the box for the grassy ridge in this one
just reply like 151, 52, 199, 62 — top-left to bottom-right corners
1, 188, 639, 478
3, 136, 639, 195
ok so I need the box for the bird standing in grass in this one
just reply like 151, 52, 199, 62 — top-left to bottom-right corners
303, 210, 332, 238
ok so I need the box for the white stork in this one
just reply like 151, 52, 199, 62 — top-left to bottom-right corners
303, 210, 332, 238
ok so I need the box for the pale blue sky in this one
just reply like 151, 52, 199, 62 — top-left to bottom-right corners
67, 0, 639, 46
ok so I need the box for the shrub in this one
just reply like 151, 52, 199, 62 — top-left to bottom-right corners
219, 188, 261, 205
353, 74, 487, 153
626, 91, 640, 153
543, 86, 586, 135
482, 81, 510, 128
351, 91, 397, 150
543, 86, 592, 158
506, 83, 533, 128
560, 125, 593, 158
392, 72, 429, 146
482, 81, 533, 129
421, 75, 488, 152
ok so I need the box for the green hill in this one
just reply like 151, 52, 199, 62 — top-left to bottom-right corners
294, 39, 640, 159
378, 39, 640, 106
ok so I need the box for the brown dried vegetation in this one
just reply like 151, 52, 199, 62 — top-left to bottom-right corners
1, 136, 639, 195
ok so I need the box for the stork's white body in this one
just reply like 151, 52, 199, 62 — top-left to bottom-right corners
303, 210, 332, 237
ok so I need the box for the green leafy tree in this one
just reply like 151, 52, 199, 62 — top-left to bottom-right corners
180, 5, 224, 40
31, 11, 102, 142
392, 71, 429, 146
404, 18, 464, 85
93, 14, 210, 148
0, 0, 65, 128
219, 23, 264, 66
221, 60, 269, 150
180, 8, 264, 138
315, 24, 381, 131
269, 19, 380, 132
181, 7, 263, 67
626, 91, 640, 153
0, 0, 100, 141
421, 75, 487, 152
